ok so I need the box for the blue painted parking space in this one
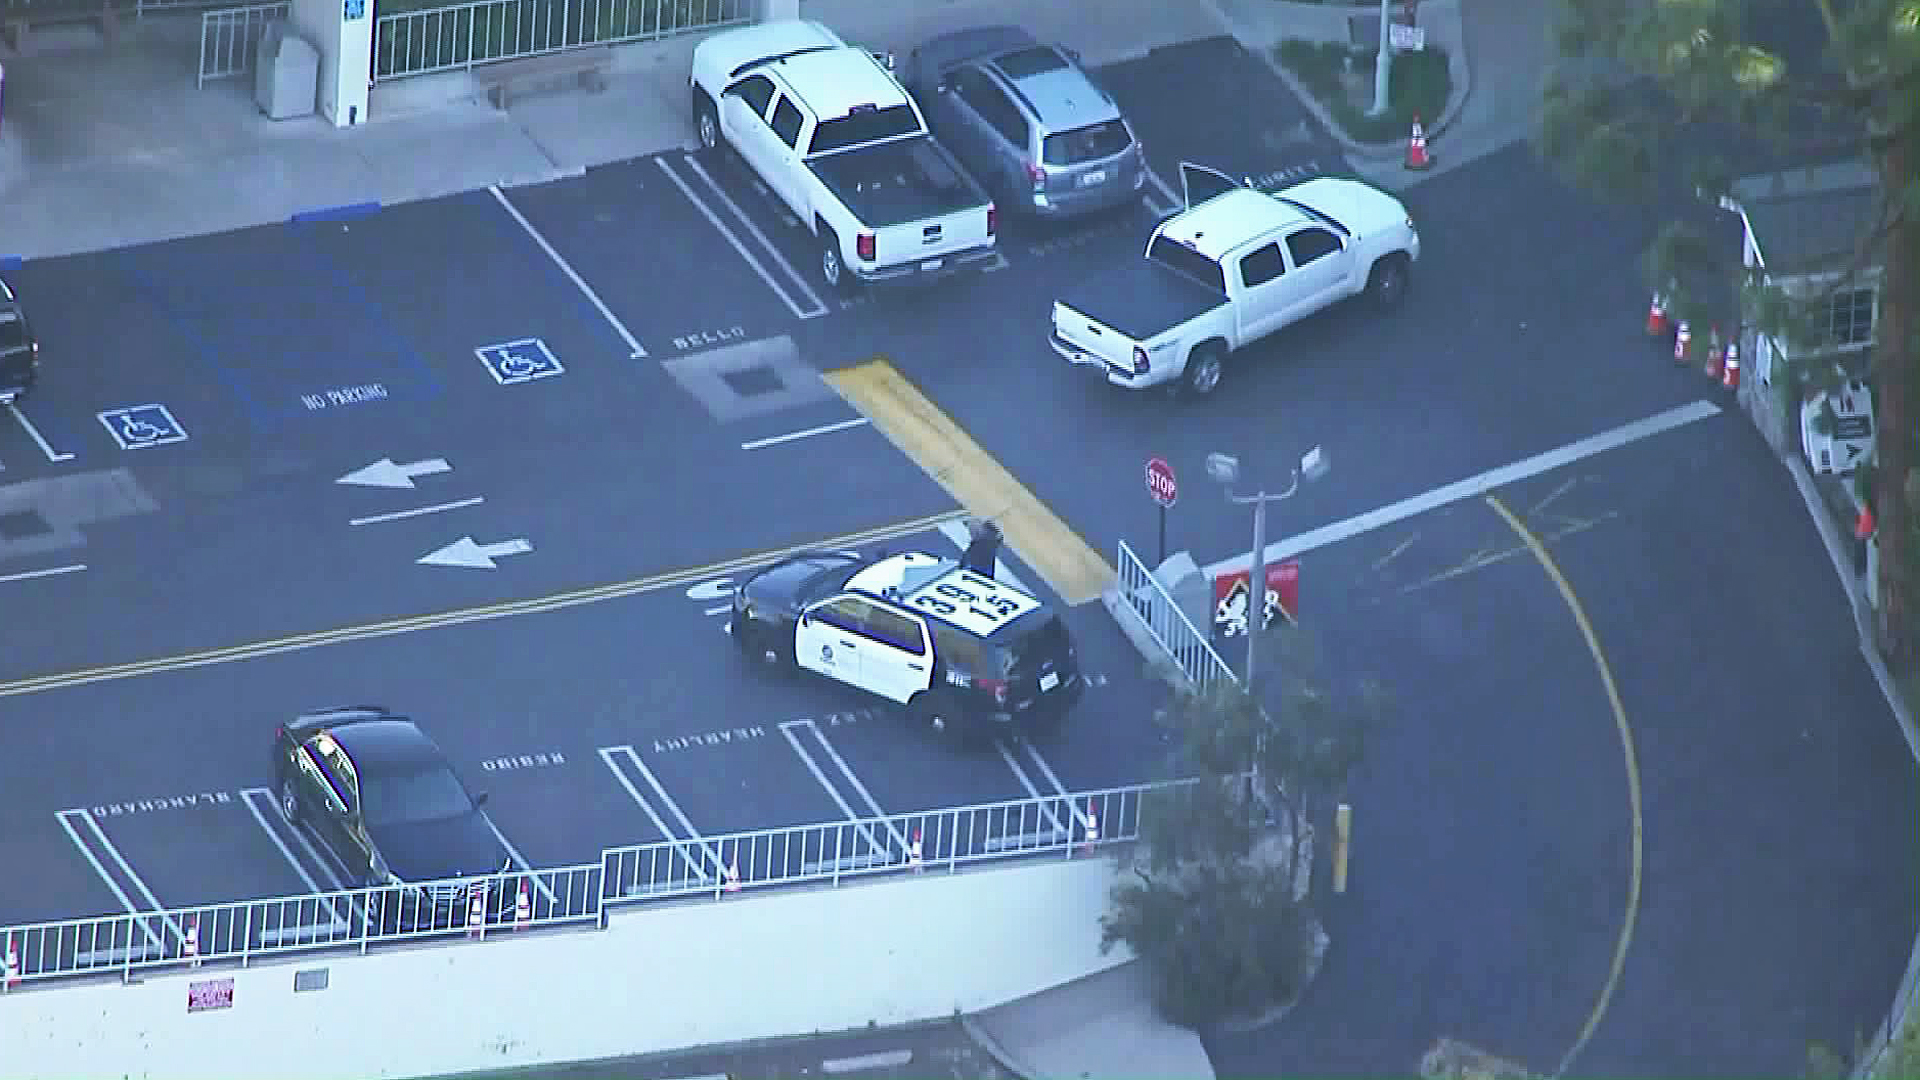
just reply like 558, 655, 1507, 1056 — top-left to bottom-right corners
96, 403, 188, 450
503, 157, 810, 358
294, 189, 643, 397
474, 338, 564, 385
117, 224, 445, 433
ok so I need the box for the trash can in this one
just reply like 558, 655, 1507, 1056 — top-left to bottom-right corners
255, 23, 319, 120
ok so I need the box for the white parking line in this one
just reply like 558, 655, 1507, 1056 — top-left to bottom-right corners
482, 812, 557, 904
778, 720, 897, 856
665, 155, 828, 319
992, 740, 1067, 837
597, 745, 721, 879
8, 403, 74, 462
1204, 400, 1725, 577
487, 184, 648, 359
0, 563, 85, 584
55, 809, 179, 944
239, 787, 351, 934
740, 416, 871, 451
349, 497, 484, 527
1014, 738, 1091, 829
238, 789, 325, 894
784, 719, 910, 849
1145, 168, 1182, 217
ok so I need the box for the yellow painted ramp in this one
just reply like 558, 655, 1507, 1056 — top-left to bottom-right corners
823, 358, 1113, 606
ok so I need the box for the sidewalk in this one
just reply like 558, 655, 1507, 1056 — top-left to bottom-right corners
0, 3, 1535, 1078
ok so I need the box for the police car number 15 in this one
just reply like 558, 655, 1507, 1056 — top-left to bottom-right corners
912, 579, 1022, 625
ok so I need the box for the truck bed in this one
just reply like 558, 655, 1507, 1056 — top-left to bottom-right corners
807, 136, 988, 230
1056, 259, 1227, 343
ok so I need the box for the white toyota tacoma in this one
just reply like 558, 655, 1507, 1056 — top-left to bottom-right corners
691, 19, 998, 292
1050, 163, 1420, 397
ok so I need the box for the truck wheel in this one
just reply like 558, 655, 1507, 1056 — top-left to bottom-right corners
1366, 254, 1409, 309
1183, 344, 1226, 398
817, 228, 854, 293
693, 93, 719, 152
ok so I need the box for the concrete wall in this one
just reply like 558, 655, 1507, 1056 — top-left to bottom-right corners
6, 857, 1130, 1080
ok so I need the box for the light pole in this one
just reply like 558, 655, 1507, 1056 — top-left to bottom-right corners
1368, 0, 1392, 117
1204, 445, 1330, 689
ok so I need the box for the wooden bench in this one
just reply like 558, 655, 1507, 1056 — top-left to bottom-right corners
2, 0, 122, 54
473, 45, 612, 110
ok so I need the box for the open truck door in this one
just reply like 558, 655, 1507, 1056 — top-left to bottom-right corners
1179, 161, 1243, 209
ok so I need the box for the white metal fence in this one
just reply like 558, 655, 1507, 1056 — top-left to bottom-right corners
196, 0, 288, 87
372, 0, 748, 81
0, 781, 1174, 991
1114, 539, 1238, 691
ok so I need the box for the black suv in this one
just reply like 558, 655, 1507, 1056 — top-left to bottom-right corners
0, 277, 38, 405
729, 549, 1085, 740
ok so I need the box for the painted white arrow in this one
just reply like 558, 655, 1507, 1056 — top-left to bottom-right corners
417, 536, 533, 570
337, 457, 452, 490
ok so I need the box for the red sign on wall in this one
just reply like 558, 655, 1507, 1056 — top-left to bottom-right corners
188, 977, 235, 1014
1211, 560, 1300, 636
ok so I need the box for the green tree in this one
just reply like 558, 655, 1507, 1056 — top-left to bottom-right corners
1101, 624, 1380, 1028
1539, 0, 1920, 667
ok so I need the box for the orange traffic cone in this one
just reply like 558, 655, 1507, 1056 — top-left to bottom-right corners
182, 915, 200, 968
1404, 115, 1433, 170
908, 828, 923, 873
1645, 292, 1668, 337
1722, 340, 1741, 389
1704, 326, 1724, 379
5, 933, 20, 991
514, 881, 531, 931
1079, 799, 1100, 855
1856, 505, 1876, 540
1672, 320, 1693, 365
466, 882, 487, 938
723, 857, 741, 893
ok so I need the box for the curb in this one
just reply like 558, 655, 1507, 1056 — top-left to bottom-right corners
1780, 445, 1920, 1080
1197, 0, 1474, 164
960, 1014, 1039, 1080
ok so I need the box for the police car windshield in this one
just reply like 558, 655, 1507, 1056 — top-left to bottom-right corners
800, 561, 864, 601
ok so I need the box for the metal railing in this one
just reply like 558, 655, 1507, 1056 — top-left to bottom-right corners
138, 0, 244, 16
1, 781, 1178, 990
1114, 539, 1238, 691
196, 0, 287, 87
373, 0, 748, 81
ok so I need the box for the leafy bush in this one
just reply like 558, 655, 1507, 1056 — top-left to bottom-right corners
1273, 39, 1453, 145
1101, 626, 1383, 1028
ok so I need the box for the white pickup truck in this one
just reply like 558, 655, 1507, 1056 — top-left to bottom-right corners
1050, 163, 1421, 397
691, 20, 998, 292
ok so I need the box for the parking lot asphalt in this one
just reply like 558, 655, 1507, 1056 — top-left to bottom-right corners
0, 520, 1168, 925
1201, 411, 1920, 1078
0, 30, 1912, 1080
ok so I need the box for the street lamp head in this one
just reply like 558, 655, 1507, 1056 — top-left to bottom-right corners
1205, 452, 1241, 486
1299, 445, 1330, 483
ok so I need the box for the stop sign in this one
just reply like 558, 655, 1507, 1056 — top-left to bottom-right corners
1145, 457, 1178, 508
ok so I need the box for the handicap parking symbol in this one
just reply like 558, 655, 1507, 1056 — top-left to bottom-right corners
475, 338, 564, 386
98, 404, 189, 450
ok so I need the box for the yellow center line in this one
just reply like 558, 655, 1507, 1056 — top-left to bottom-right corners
1486, 495, 1643, 1079
0, 510, 969, 700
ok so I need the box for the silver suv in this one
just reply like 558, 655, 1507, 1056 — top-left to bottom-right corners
904, 26, 1146, 220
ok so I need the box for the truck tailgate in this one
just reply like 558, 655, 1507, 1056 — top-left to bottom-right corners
873, 205, 993, 268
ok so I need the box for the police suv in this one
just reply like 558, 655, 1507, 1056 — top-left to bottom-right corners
728, 549, 1084, 739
